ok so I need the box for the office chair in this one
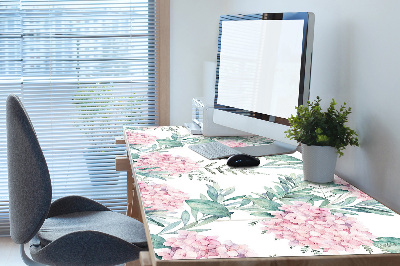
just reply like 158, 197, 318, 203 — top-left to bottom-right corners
6, 94, 148, 265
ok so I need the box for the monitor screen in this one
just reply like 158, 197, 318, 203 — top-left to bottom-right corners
213, 13, 314, 156
217, 19, 304, 118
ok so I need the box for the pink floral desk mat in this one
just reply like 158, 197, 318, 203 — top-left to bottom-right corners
123, 126, 400, 261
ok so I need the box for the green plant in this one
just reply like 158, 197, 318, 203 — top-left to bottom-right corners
285, 96, 359, 157
72, 83, 145, 134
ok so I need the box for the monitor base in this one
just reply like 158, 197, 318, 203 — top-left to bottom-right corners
233, 141, 298, 157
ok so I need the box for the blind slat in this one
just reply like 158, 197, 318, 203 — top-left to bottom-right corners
0, 0, 159, 236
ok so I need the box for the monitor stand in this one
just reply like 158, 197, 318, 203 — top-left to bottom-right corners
232, 141, 298, 157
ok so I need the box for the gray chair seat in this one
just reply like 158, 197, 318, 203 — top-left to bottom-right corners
7, 94, 148, 265
37, 211, 147, 248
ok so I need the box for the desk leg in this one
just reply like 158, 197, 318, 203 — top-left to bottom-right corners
125, 252, 151, 266
126, 169, 134, 217
139, 252, 152, 266
115, 154, 143, 222
117, 138, 148, 266
124, 260, 140, 266
125, 173, 148, 266
127, 169, 143, 223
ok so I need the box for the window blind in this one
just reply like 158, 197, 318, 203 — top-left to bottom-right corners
0, 0, 159, 236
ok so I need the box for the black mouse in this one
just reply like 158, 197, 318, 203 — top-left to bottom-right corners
227, 154, 260, 167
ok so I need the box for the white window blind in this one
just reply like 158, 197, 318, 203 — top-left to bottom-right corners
0, 0, 159, 236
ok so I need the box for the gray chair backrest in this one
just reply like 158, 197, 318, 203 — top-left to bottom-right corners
7, 94, 52, 244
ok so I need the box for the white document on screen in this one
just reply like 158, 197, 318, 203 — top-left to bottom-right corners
217, 19, 304, 118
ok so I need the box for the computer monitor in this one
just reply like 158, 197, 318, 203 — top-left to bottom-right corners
213, 12, 315, 156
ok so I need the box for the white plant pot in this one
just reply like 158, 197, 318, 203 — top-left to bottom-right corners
302, 144, 338, 183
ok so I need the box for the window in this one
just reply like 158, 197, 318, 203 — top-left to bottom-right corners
0, 0, 169, 236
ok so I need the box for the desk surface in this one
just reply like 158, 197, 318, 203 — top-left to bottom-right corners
124, 126, 400, 264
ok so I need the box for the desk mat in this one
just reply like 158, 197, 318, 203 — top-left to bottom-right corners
124, 126, 400, 261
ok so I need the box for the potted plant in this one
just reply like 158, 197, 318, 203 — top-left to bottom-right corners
73, 84, 133, 186
285, 96, 359, 183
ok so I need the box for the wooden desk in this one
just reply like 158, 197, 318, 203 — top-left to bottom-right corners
117, 126, 400, 266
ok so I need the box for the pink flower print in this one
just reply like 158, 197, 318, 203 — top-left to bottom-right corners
334, 176, 373, 201
138, 182, 189, 211
157, 231, 256, 260
261, 202, 375, 254
217, 140, 247, 148
125, 131, 158, 145
135, 152, 199, 176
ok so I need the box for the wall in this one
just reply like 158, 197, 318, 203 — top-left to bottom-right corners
170, 0, 400, 212
170, 0, 228, 125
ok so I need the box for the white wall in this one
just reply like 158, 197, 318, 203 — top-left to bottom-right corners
170, 0, 400, 212
170, 0, 228, 125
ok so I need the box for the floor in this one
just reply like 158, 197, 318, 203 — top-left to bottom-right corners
0, 237, 25, 266
0, 236, 141, 266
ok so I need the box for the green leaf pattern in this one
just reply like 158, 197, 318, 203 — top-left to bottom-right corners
124, 126, 400, 259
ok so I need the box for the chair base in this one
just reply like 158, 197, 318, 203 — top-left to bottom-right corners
20, 244, 45, 266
